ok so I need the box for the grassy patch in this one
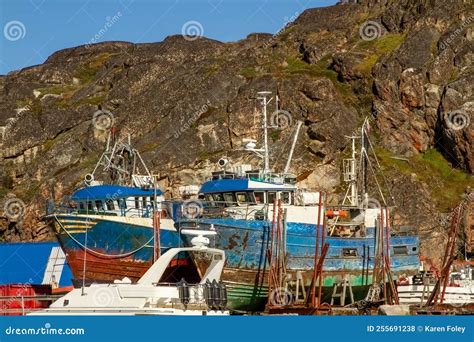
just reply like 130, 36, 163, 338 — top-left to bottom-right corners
356, 54, 379, 75
239, 66, 263, 79
355, 33, 406, 76
42, 139, 55, 152
37, 85, 77, 95
74, 52, 114, 84
269, 129, 281, 142
74, 65, 99, 84
280, 55, 357, 105
357, 33, 405, 53
197, 149, 224, 161
74, 95, 106, 106
376, 148, 474, 211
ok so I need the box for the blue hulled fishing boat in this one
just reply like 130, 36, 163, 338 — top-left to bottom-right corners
176, 91, 420, 311
46, 132, 189, 284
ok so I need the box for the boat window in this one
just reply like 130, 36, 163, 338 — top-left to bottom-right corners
205, 194, 214, 205
79, 202, 85, 210
393, 246, 408, 255
117, 199, 127, 209
142, 197, 147, 209
95, 200, 104, 211
236, 192, 249, 204
106, 199, 115, 211
342, 248, 358, 257
223, 193, 235, 206
254, 192, 265, 204
150, 196, 155, 209
267, 192, 277, 205
212, 193, 225, 207
87, 201, 94, 211
281, 192, 291, 204
135, 197, 140, 209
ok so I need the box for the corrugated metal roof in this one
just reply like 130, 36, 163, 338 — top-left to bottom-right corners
0, 242, 73, 287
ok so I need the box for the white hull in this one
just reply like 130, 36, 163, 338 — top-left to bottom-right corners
398, 283, 474, 304
29, 243, 230, 316
30, 308, 228, 316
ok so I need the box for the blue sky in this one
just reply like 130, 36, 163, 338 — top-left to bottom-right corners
0, 0, 337, 75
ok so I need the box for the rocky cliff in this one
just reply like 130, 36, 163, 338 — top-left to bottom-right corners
0, 0, 473, 262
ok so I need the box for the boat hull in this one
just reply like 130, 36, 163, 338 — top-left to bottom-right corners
398, 284, 474, 305
49, 214, 184, 283
179, 218, 420, 311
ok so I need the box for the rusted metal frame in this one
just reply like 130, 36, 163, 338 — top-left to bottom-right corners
266, 200, 278, 307
425, 204, 462, 306
317, 193, 327, 307
380, 208, 387, 301
440, 205, 462, 303
308, 192, 323, 307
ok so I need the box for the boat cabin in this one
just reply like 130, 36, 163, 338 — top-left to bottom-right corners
199, 171, 300, 207
71, 185, 164, 218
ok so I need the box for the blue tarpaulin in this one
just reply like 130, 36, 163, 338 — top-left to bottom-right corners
0, 242, 72, 287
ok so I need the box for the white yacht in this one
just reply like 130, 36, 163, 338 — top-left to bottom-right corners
29, 231, 229, 316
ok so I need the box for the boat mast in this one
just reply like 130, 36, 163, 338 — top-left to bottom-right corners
360, 118, 368, 201
257, 91, 272, 175
342, 134, 360, 207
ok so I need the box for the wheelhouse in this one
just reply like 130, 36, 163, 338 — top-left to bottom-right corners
71, 185, 166, 218
199, 171, 298, 207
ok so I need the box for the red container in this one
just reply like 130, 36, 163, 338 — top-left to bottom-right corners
0, 284, 52, 316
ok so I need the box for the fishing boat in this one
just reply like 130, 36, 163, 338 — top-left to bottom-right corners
45, 131, 187, 284
176, 91, 420, 312
29, 231, 229, 316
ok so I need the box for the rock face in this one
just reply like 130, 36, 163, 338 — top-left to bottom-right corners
0, 0, 473, 263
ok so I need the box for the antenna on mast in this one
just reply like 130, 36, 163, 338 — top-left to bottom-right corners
342, 134, 360, 206
257, 91, 272, 175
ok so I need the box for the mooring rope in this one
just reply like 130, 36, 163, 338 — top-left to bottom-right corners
54, 214, 155, 259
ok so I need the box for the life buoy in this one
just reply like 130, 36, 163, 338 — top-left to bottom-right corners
398, 276, 410, 285
326, 210, 349, 218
